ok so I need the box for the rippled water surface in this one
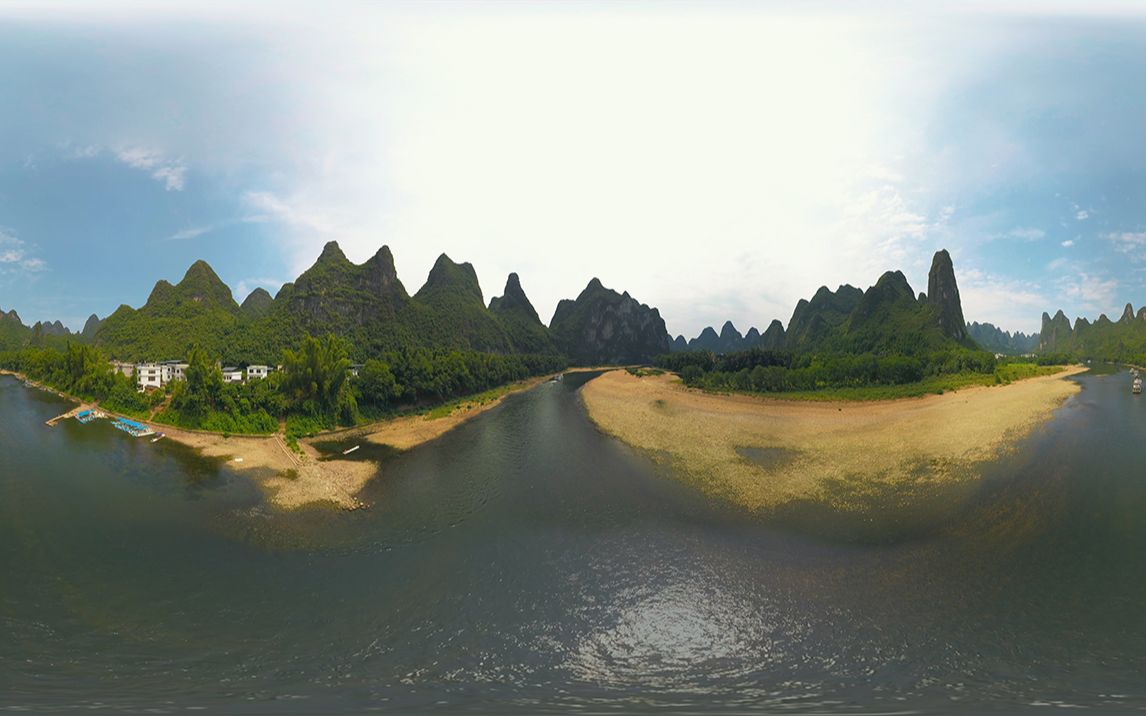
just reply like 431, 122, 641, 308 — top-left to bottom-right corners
3, 369, 1146, 713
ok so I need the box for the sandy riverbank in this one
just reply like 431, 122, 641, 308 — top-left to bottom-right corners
580, 366, 1087, 512
160, 373, 556, 510
8, 366, 556, 511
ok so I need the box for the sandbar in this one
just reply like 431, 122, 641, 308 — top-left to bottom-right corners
580, 367, 1086, 511
163, 373, 554, 510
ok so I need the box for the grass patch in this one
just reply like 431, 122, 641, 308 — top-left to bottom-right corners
626, 367, 665, 377
736, 363, 1066, 402
422, 383, 516, 420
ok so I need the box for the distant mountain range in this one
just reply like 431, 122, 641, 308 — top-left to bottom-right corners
0, 242, 671, 366
672, 249, 976, 356
966, 322, 1038, 355
1037, 303, 1146, 360
1, 246, 1024, 365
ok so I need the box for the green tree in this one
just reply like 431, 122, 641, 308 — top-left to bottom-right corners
281, 334, 353, 419
357, 359, 403, 407
176, 345, 224, 414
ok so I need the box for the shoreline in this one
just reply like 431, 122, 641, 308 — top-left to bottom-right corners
5, 369, 556, 511
580, 365, 1088, 512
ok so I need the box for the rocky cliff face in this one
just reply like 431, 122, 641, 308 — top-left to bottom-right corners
414, 253, 484, 306
1039, 310, 1074, 352
164, 260, 241, 314
81, 314, 102, 341
927, 249, 969, 342
966, 321, 1038, 355
488, 272, 540, 324
93, 259, 244, 360
0, 308, 29, 350
488, 272, 556, 354
240, 288, 274, 320
760, 319, 786, 349
786, 284, 863, 349
549, 278, 671, 364
285, 242, 409, 330
34, 320, 70, 337
688, 326, 720, 351
683, 320, 763, 353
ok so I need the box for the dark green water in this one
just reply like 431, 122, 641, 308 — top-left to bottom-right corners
3, 369, 1146, 714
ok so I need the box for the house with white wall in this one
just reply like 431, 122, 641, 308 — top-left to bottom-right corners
136, 363, 164, 389
246, 365, 270, 380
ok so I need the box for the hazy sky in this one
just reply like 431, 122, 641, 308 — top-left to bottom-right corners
3, 1, 1146, 336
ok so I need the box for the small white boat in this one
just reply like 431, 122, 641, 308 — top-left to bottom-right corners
150, 434, 165, 443
1134, 377, 1142, 395
342, 445, 360, 455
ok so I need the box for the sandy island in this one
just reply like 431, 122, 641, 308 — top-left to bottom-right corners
580, 367, 1087, 512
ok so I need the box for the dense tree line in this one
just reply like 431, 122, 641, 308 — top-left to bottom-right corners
0, 343, 160, 415
655, 346, 999, 393
2, 334, 565, 436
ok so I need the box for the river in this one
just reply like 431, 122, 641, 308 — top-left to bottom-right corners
2, 368, 1145, 713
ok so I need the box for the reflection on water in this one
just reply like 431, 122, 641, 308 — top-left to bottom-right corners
3, 368, 1146, 713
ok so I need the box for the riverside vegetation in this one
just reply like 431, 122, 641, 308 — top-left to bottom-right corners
0, 338, 565, 440
0, 243, 1097, 515
0, 243, 1085, 444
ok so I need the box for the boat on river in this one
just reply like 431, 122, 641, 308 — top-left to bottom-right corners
1134, 377, 1142, 394
112, 417, 154, 438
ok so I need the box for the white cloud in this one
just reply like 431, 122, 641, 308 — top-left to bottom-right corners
167, 225, 213, 241
234, 277, 285, 303
147, 6, 952, 336
1106, 231, 1146, 255
1059, 272, 1119, 314
0, 4, 1083, 335
958, 267, 1049, 333
1061, 239, 1074, 247
1076, 209, 1090, 220
19, 257, 47, 272
1003, 227, 1045, 241
0, 228, 47, 273
114, 147, 186, 191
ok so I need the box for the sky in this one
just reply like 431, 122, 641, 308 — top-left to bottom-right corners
3, 2, 1146, 337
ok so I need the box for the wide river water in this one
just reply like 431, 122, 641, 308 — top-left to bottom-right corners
3, 368, 1146, 714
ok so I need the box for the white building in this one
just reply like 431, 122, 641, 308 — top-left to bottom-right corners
222, 367, 244, 383
158, 360, 188, 382
348, 363, 364, 378
136, 363, 164, 389
246, 365, 270, 380
134, 360, 190, 389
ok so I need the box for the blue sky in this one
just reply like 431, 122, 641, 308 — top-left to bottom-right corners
3, 2, 1146, 336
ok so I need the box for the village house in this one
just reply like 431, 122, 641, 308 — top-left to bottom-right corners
126, 358, 269, 389
133, 360, 190, 389
135, 363, 164, 389
246, 365, 270, 380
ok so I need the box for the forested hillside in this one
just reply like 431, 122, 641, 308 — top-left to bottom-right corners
87, 242, 572, 364
1037, 303, 1146, 362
